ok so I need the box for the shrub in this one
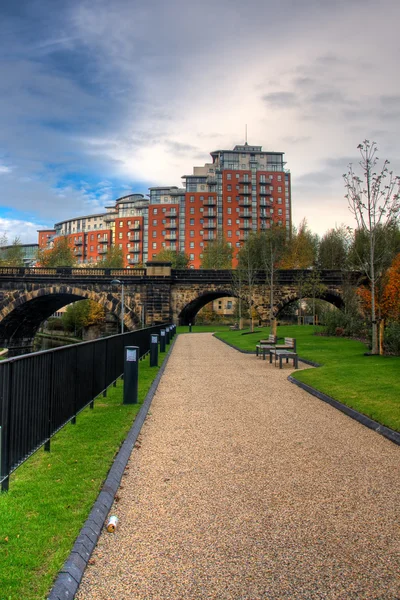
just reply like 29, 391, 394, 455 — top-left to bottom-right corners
320, 306, 366, 338
384, 322, 400, 355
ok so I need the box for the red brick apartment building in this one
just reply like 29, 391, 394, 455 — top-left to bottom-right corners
38, 143, 291, 268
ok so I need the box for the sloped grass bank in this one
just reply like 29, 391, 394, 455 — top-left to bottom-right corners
0, 351, 167, 600
215, 325, 400, 432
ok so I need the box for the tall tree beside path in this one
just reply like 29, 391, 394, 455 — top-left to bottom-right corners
344, 140, 400, 354
258, 226, 287, 334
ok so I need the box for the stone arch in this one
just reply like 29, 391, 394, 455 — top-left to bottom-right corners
176, 288, 236, 325
0, 285, 141, 353
274, 288, 345, 318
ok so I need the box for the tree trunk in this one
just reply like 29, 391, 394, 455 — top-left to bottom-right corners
379, 320, 384, 355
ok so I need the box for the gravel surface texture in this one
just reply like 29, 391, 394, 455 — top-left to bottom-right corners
77, 333, 400, 600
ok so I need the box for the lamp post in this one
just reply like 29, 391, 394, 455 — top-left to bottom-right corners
111, 279, 125, 334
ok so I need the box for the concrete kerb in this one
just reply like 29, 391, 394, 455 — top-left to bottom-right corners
214, 334, 400, 447
47, 336, 178, 600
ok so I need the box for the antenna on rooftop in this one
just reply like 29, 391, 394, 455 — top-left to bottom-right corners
245, 124, 248, 145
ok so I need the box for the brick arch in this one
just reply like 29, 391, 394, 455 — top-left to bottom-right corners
173, 287, 236, 325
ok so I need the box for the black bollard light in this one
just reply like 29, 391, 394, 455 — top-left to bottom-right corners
165, 326, 170, 344
189, 322, 192, 333
160, 329, 166, 352
123, 346, 139, 404
150, 334, 159, 367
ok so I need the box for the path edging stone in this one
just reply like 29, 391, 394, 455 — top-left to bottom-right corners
288, 376, 400, 446
47, 337, 177, 600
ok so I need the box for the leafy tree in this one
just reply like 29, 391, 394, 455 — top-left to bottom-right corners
201, 237, 233, 269
318, 226, 350, 270
100, 245, 124, 268
0, 236, 25, 266
344, 140, 400, 354
280, 219, 318, 269
235, 235, 259, 332
258, 226, 287, 334
37, 236, 76, 267
62, 299, 105, 337
154, 249, 190, 269
303, 270, 327, 324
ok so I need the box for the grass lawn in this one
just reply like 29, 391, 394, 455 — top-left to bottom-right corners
0, 348, 169, 600
214, 325, 400, 432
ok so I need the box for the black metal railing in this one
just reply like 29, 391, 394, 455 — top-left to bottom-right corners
0, 324, 169, 491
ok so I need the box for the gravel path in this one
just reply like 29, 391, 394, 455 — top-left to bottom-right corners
77, 333, 400, 600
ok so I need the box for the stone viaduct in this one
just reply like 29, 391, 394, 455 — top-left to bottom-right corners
0, 263, 355, 354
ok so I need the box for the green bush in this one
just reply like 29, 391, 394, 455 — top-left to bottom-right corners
320, 306, 366, 338
46, 317, 65, 331
384, 322, 400, 355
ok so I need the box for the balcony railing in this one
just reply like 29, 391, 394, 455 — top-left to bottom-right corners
165, 222, 177, 229
98, 247, 108, 254
75, 250, 83, 256
165, 234, 177, 241
203, 198, 216, 206
129, 223, 141, 230
97, 237, 109, 243
259, 188, 272, 195
239, 212, 251, 219
238, 188, 251, 195
204, 210, 216, 217
165, 212, 178, 218
239, 222, 251, 230
74, 240, 83, 246
238, 199, 252, 207
203, 234, 216, 241
204, 222, 217, 229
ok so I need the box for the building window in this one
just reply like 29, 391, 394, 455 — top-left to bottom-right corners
190, 196, 195, 202
152, 242, 157, 249
227, 208, 231, 214
227, 185, 232, 191
190, 231, 194, 237
190, 254, 195, 260
227, 219, 232, 225
190, 242, 194, 248
227, 174, 232, 180
227, 231, 232, 237
152, 231, 157, 237
190, 219, 195, 225
119, 221, 123, 227
190, 208, 195, 214
118, 232, 123, 239
227, 196, 232, 202
153, 208, 158, 214
153, 220, 157, 225
278, 197, 282, 204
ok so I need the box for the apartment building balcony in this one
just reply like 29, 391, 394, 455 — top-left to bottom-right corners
204, 221, 217, 229
74, 239, 83, 246
165, 211, 178, 218
131, 247, 141, 253
203, 234, 216, 241
239, 177, 250, 184
238, 211, 251, 219
238, 188, 251, 195
129, 223, 141, 230
97, 236, 109, 243
128, 258, 139, 264
259, 188, 272, 195
127, 233, 140, 241
238, 199, 252, 207
259, 212, 269, 219
165, 222, 177, 229
259, 200, 272, 208
239, 222, 252, 230
98, 247, 108, 254
207, 176, 217, 185
165, 234, 177, 241
203, 198, 216, 206
204, 210, 216, 217
75, 249, 83, 256
238, 234, 250, 241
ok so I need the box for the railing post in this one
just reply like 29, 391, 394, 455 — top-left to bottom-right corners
160, 329, 166, 352
1, 362, 13, 492
71, 346, 77, 425
44, 353, 54, 451
150, 334, 158, 367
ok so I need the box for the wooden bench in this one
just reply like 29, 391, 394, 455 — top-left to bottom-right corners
255, 334, 277, 359
269, 338, 298, 369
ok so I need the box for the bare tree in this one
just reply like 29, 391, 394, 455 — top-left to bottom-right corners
344, 140, 400, 354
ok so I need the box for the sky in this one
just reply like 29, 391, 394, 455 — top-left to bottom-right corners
1, 0, 399, 243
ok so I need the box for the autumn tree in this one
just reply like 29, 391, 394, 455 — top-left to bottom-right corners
154, 249, 190, 269
344, 140, 400, 354
62, 299, 105, 338
235, 235, 259, 332
201, 237, 233, 269
303, 270, 327, 324
37, 236, 75, 267
280, 219, 318, 269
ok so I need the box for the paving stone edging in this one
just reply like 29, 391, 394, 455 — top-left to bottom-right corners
47, 338, 177, 600
214, 335, 400, 447
288, 376, 400, 446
